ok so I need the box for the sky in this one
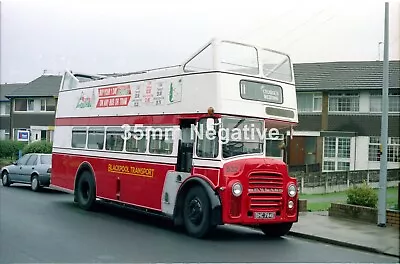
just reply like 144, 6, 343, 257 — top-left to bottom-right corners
1, 0, 399, 83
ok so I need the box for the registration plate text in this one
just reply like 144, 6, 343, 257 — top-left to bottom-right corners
254, 212, 275, 219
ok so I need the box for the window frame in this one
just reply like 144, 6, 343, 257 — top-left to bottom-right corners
368, 136, 400, 162
148, 127, 174, 155
195, 118, 219, 159
71, 127, 88, 149
328, 93, 360, 112
297, 92, 322, 113
323, 136, 352, 171
369, 91, 400, 113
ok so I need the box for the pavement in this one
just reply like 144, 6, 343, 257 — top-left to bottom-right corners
1, 184, 399, 263
289, 211, 400, 258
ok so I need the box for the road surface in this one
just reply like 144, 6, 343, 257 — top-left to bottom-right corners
1, 184, 397, 263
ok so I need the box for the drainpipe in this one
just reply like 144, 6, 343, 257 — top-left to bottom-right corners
9, 98, 14, 140
320, 92, 329, 170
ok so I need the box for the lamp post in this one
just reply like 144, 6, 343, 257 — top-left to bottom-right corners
377, 2, 389, 227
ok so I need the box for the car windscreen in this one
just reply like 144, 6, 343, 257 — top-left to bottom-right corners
40, 155, 52, 165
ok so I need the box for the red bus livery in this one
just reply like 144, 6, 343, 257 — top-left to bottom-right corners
51, 39, 299, 238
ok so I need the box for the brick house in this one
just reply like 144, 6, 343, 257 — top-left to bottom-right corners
6, 74, 62, 142
286, 60, 400, 172
0, 83, 26, 140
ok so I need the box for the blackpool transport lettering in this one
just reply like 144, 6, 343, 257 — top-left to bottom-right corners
108, 164, 154, 177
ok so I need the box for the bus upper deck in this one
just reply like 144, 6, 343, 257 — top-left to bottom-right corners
56, 39, 298, 129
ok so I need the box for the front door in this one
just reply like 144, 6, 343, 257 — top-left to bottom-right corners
176, 119, 195, 174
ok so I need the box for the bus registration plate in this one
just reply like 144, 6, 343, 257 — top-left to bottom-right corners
254, 212, 275, 219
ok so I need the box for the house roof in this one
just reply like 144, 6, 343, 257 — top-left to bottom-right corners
6, 75, 62, 98
0, 83, 26, 101
293, 60, 400, 91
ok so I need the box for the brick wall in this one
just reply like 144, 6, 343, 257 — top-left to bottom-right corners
329, 203, 399, 228
386, 210, 400, 228
298, 199, 307, 212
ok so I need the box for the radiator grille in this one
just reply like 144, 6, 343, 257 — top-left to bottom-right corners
248, 172, 284, 210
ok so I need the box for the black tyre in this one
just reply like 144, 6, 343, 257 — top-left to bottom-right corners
1, 171, 11, 187
76, 171, 96, 211
183, 186, 215, 238
31, 175, 41, 192
259, 223, 293, 237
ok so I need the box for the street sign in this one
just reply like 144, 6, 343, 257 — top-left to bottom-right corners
17, 130, 30, 142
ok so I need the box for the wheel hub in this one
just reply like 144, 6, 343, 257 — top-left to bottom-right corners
32, 178, 38, 189
188, 198, 203, 225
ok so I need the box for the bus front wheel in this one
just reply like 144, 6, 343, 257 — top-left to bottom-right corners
76, 171, 96, 211
183, 186, 215, 238
259, 223, 293, 237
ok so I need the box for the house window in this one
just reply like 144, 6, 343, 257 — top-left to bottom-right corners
40, 99, 46, 111
328, 93, 359, 112
15, 99, 27, 111
14, 99, 35, 111
323, 137, 336, 158
1, 102, 10, 115
323, 161, 335, 171
337, 161, 350, 171
297, 93, 322, 112
5, 102, 10, 114
323, 137, 352, 171
28, 99, 34, 111
40, 98, 56, 111
368, 136, 400, 162
369, 91, 400, 113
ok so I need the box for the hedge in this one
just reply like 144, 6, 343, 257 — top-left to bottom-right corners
22, 140, 53, 155
346, 183, 378, 208
0, 140, 27, 159
0, 140, 53, 160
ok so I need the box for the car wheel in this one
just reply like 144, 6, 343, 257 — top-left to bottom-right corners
31, 175, 41, 192
183, 186, 215, 238
76, 171, 96, 211
2, 171, 11, 187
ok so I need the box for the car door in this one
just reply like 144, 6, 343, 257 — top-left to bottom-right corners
21, 154, 38, 183
11, 154, 31, 182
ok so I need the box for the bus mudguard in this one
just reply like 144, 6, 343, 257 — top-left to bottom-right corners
173, 176, 222, 226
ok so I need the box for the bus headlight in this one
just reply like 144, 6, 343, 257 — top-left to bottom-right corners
232, 182, 243, 197
288, 184, 297, 197
288, 200, 294, 209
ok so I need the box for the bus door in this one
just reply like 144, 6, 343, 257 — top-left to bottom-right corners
161, 119, 195, 215
176, 119, 195, 174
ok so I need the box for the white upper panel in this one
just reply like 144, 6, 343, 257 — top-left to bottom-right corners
55, 39, 297, 124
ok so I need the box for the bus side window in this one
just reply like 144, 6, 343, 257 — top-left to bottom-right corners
87, 127, 105, 150
105, 127, 124, 151
149, 129, 173, 155
196, 119, 219, 158
126, 129, 147, 153
71, 127, 87, 148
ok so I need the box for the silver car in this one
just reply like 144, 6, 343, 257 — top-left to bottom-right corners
1, 153, 52, 192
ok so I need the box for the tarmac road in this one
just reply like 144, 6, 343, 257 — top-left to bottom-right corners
0, 184, 398, 263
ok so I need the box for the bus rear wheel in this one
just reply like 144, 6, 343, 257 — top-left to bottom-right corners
259, 223, 293, 237
76, 171, 96, 211
183, 186, 215, 238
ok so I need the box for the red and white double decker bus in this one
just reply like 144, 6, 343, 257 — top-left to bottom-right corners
51, 39, 299, 238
